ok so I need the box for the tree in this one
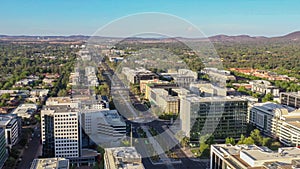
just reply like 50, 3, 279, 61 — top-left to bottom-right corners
250, 129, 263, 145
243, 137, 255, 145
262, 137, 271, 147
262, 93, 274, 102
180, 137, 190, 148
225, 137, 236, 145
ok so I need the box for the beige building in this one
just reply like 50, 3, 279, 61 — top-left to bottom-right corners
104, 147, 144, 169
211, 144, 300, 169
30, 158, 69, 169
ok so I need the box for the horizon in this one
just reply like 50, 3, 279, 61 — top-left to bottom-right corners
1, 0, 300, 37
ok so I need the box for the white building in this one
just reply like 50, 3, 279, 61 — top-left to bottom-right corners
250, 80, 280, 97
211, 144, 300, 169
30, 158, 69, 169
0, 115, 20, 148
12, 104, 37, 119
46, 97, 79, 108
249, 102, 300, 146
104, 147, 144, 169
81, 109, 126, 144
41, 105, 81, 158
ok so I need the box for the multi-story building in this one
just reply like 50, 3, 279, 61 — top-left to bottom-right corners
249, 102, 300, 146
145, 83, 178, 100
104, 147, 144, 169
202, 68, 236, 83
190, 82, 227, 97
30, 157, 69, 169
180, 95, 248, 139
0, 128, 8, 169
280, 91, 300, 109
46, 97, 79, 108
250, 80, 280, 97
41, 105, 81, 158
139, 79, 169, 94
0, 114, 21, 148
149, 88, 180, 114
122, 67, 158, 84
12, 103, 37, 119
81, 109, 126, 143
211, 144, 300, 169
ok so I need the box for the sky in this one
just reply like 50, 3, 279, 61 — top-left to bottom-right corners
0, 0, 300, 37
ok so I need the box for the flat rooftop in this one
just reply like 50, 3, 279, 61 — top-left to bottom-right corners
281, 92, 300, 97
30, 158, 69, 169
105, 147, 144, 169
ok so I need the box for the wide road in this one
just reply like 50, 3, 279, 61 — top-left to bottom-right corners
17, 125, 41, 169
101, 60, 209, 169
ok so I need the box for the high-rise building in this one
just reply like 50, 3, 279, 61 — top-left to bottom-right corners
0, 127, 8, 169
180, 95, 248, 139
104, 147, 144, 169
41, 105, 81, 158
211, 144, 300, 169
280, 91, 300, 109
0, 114, 21, 148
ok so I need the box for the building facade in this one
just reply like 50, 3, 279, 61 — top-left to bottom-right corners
41, 106, 81, 158
280, 92, 300, 109
180, 96, 248, 139
250, 80, 280, 97
249, 102, 300, 146
0, 128, 8, 169
0, 114, 21, 148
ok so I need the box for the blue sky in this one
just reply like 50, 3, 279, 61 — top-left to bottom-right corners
0, 0, 300, 36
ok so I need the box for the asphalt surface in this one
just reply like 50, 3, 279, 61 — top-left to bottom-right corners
17, 126, 41, 169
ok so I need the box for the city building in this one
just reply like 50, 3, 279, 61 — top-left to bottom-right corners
211, 144, 300, 169
180, 95, 248, 139
12, 103, 37, 119
250, 80, 280, 97
171, 69, 198, 88
149, 88, 180, 114
41, 105, 81, 158
0, 114, 21, 148
30, 158, 69, 169
189, 82, 227, 97
145, 83, 178, 100
104, 147, 145, 169
139, 79, 169, 94
81, 109, 126, 140
249, 102, 300, 146
280, 91, 300, 109
46, 97, 79, 108
0, 128, 8, 169
202, 68, 236, 83
122, 67, 158, 84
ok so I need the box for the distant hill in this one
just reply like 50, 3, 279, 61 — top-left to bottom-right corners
1, 31, 300, 42
277, 31, 300, 41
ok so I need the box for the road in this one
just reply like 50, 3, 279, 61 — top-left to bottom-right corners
17, 126, 41, 169
101, 61, 209, 169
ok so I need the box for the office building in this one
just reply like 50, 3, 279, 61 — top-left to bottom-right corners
0, 114, 21, 148
0, 128, 8, 169
122, 67, 158, 84
280, 91, 300, 109
81, 109, 126, 141
12, 103, 37, 119
180, 96, 248, 139
30, 158, 69, 169
41, 105, 81, 158
250, 80, 280, 97
249, 102, 300, 146
211, 144, 300, 169
104, 147, 144, 169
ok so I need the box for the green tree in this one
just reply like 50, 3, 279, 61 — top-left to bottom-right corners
262, 93, 274, 102
225, 137, 236, 145
250, 129, 263, 145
